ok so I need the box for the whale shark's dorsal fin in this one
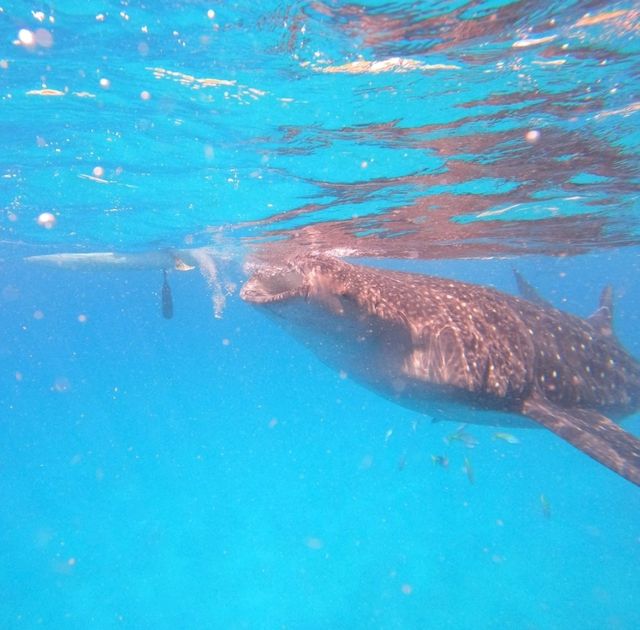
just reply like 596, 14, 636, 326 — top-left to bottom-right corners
513, 269, 553, 308
514, 270, 615, 338
588, 285, 614, 337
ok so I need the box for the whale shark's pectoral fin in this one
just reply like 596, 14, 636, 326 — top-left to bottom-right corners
522, 391, 640, 486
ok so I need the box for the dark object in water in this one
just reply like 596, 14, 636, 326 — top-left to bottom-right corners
162, 269, 173, 319
241, 254, 640, 486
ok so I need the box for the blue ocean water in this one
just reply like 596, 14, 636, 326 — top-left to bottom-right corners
1, 1, 640, 628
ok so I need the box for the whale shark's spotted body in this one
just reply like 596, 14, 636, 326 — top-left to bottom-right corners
242, 254, 640, 486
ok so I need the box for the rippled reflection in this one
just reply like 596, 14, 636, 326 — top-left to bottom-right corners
233, 0, 640, 261
1, 1, 638, 257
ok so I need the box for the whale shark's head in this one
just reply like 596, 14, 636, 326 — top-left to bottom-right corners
240, 263, 307, 304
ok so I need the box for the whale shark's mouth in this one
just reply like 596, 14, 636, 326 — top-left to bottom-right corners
240, 266, 306, 303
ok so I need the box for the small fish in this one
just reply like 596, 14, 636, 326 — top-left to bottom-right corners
494, 432, 520, 444
445, 424, 479, 448
540, 493, 551, 518
384, 429, 393, 445
431, 454, 449, 468
463, 457, 475, 484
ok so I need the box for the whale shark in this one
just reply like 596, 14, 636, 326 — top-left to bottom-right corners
241, 254, 640, 486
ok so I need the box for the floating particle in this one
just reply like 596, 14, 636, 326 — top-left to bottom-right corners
18, 29, 35, 46
401, 584, 413, 595
525, 129, 541, 143
92, 166, 104, 178
140, 90, 151, 101
305, 537, 323, 550
2, 285, 20, 301
207, 9, 216, 19
34, 28, 53, 48
37, 212, 56, 229
52, 376, 71, 393
99, 77, 110, 89
360, 454, 374, 469
33, 310, 44, 320
77, 313, 88, 324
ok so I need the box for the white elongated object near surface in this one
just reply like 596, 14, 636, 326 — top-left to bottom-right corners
25, 250, 182, 270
